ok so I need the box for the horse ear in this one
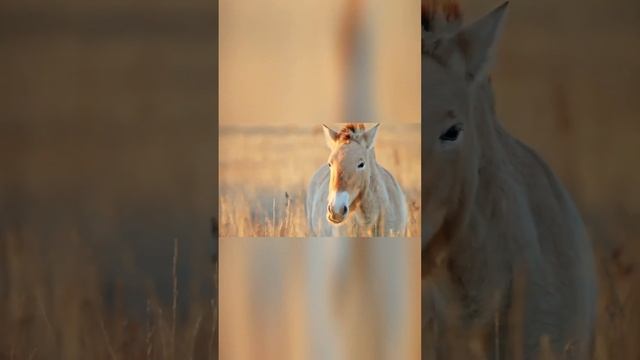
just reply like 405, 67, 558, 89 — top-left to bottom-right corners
456, 1, 508, 83
322, 124, 338, 149
363, 123, 380, 150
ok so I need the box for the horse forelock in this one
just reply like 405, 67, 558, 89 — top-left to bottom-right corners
337, 123, 366, 144
422, 0, 462, 31
422, 0, 463, 57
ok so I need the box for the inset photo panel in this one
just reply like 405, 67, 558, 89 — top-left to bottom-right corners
219, 0, 420, 238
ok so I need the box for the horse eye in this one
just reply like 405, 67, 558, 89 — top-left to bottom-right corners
439, 124, 462, 142
328, 163, 332, 168
357, 162, 365, 169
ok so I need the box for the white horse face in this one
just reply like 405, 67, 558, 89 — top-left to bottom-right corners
323, 124, 379, 224
422, 3, 508, 237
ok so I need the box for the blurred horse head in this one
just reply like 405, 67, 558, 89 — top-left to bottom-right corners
421, 1, 597, 358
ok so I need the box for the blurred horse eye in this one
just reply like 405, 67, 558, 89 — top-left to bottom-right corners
328, 163, 331, 168
439, 124, 462, 142
357, 162, 365, 169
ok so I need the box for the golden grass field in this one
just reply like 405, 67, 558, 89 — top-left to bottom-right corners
219, 124, 422, 237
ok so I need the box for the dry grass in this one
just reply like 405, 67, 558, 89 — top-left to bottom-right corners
2, 217, 637, 359
421, 218, 640, 359
589, 214, 640, 360
0, 231, 218, 360
218, 124, 422, 237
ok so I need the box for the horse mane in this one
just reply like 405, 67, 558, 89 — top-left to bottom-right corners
422, 0, 463, 55
422, 0, 462, 32
337, 123, 366, 143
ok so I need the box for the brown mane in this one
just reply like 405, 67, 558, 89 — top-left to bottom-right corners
422, 0, 462, 32
337, 123, 366, 143
422, 0, 464, 56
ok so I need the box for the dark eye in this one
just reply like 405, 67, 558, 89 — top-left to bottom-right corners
357, 161, 365, 169
439, 124, 463, 142
328, 163, 332, 168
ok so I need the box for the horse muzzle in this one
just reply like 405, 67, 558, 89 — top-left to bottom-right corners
327, 204, 349, 224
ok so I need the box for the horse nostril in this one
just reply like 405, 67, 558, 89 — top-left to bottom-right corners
327, 204, 332, 213
342, 205, 348, 215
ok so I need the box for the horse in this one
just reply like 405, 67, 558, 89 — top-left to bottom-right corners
306, 123, 408, 237
421, 1, 597, 359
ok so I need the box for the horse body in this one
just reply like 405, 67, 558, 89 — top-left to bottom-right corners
422, 2, 596, 358
306, 124, 408, 237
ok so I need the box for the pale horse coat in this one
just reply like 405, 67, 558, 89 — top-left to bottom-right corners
306, 124, 408, 237
421, 2, 597, 359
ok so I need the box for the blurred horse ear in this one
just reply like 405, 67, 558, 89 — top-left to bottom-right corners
363, 123, 380, 150
456, 1, 509, 83
322, 124, 338, 149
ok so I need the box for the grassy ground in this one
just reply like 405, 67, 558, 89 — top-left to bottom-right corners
0, 235, 218, 360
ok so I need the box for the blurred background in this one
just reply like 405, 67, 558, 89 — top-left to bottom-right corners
220, 237, 420, 360
0, 0, 218, 358
219, 0, 419, 125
